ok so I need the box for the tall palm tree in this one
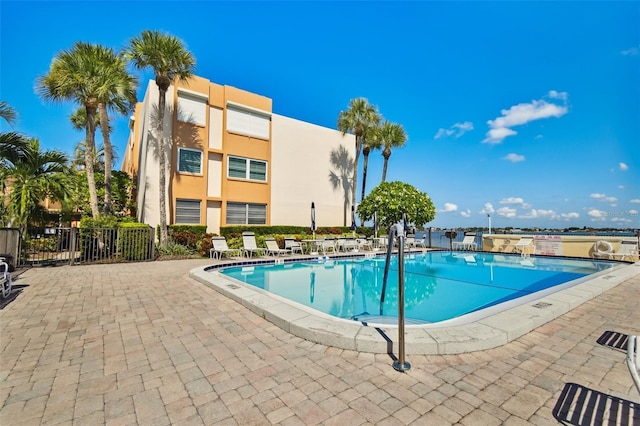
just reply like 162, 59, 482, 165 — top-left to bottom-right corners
378, 121, 407, 182
360, 123, 382, 207
95, 53, 137, 216
72, 140, 113, 172
337, 98, 381, 210
37, 42, 117, 219
126, 30, 196, 247
0, 138, 72, 235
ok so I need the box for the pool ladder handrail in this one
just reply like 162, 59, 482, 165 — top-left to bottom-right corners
379, 217, 411, 372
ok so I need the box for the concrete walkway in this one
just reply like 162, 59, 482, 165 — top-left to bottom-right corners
1, 259, 638, 425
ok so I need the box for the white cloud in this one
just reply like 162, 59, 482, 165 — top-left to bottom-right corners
611, 217, 631, 224
590, 193, 618, 203
548, 90, 568, 101
503, 153, 525, 163
439, 202, 458, 213
622, 45, 640, 56
460, 209, 471, 218
519, 209, 558, 219
500, 197, 525, 205
497, 207, 517, 218
631, 199, 640, 204
434, 121, 474, 139
434, 128, 454, 139
561, 212, 580, 220
618, 185, 625, 189
483, 92, 569, 144
629, 209, 638, 215
619, 162, 628, 171
479, 202, 495, 214
534, 134, 543, 140
587, 209, 607, 220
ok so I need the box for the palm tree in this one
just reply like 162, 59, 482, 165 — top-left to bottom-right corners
337, 98, 381, 210
126, 30, 196, 247
37, 42, 118, 219
360, 122, 382, 208
95, 54, 137, 216
378, 121, 407, 182
0, 101, 29, 165
72, 140, 113, 172
0, 138, 72, 235
0, 101, 17, 124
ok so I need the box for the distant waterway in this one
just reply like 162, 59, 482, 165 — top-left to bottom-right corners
415, 230, 638, 249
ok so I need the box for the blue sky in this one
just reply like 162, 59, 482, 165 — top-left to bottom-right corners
1, 1, 639, 230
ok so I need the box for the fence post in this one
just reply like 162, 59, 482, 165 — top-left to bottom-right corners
69, 228, 77, 266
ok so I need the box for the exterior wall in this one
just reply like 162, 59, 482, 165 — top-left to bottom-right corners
270, 114, 355, 227
126, 75, 355, 235
482, 234, 639, 261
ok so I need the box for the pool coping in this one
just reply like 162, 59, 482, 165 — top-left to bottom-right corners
189, 252, 640, 355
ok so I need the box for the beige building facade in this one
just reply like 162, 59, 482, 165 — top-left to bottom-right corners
122, 76, 355, 234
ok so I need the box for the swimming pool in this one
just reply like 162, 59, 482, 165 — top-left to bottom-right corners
190, 252, 636, 354
217, 252, 617, 325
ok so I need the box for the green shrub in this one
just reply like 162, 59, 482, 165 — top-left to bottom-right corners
117, 223, 153, 261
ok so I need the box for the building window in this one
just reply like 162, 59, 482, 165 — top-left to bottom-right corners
226, 104, 270, 140
227, 156, 267, 182
226, 202, 267, 225
176, 199, 201, 224
178, 148, 202, 174
177, 89, 207, 126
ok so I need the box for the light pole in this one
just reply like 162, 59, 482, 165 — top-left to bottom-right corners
487, 214, 492, 234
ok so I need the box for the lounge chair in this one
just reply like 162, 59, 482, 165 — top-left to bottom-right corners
209, 237, 241, 260
405, 235, 416, 249
504, 236, 534, 256
337, 237, 357, 252
242, 232, 266, 258
453, 233, 477, 251
627, 335, 640, 393
1, 257, 13, 298
414, 236, 427, 248
607, 240, 638, 262
265, 238, 291, 256
319, 239, 336, 255
284, 238, 304, 255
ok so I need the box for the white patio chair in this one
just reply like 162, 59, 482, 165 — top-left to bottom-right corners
284, 238, 304, 255
210, 237, 241, 260
319, 239, 336, 255
607, 240, 639, 262
242, 232, 266, 258
1, 257, 13, 299
628, 335, 640, 394
453, 233, 477, 251
265, 238, 291, 256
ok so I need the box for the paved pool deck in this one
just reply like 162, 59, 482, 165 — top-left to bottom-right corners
1, 258, 639, 425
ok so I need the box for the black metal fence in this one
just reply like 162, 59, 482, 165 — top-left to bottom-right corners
0, 227, 156, 267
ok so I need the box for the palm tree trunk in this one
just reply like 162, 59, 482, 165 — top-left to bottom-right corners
85, 106, 100, 218
360, 149, 370, 226
381, 158, 388, 182
351, 135, 362, 209
98, 103, 112, 216
157, 87, 169, 247
361, 149, 370, 202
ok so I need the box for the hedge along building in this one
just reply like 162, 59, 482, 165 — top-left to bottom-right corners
121, 75, 356, 235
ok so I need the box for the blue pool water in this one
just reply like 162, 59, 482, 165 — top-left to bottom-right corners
218, 252, 617, 324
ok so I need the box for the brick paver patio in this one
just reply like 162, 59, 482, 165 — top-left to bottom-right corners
1, 259, 638, 425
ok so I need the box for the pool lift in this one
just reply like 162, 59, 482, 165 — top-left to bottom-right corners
380, 214, 411, 372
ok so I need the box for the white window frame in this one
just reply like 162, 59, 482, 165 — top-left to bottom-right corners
226, 102, 271, 140
227, 156, 267, 182
177, 148, 203, 175
175, 199, 201, 224
226, 202, 267, 225
177, 88, 207, 126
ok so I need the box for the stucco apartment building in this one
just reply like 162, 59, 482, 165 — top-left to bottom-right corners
121, 75, 356, 235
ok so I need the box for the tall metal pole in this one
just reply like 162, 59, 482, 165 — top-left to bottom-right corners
393, 233, 411, 372
488, 214, 492, 234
